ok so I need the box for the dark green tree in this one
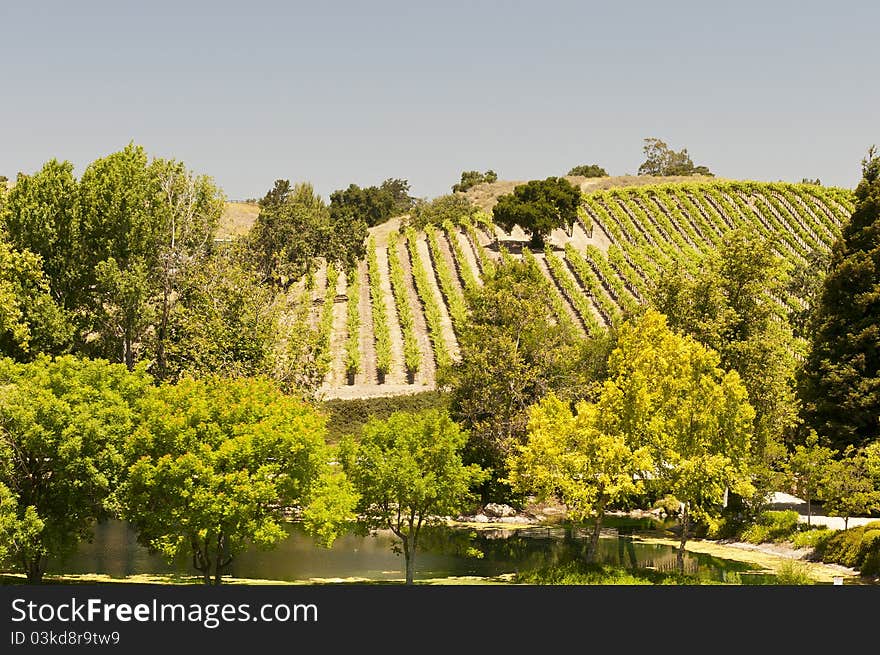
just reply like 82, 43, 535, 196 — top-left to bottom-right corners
567, 164, 608, 177
380, 178, 415, 215
329, 183, 392, 227
492, 177, 581, 247
253, 180, 366, 285
440, 259, 598, 501
329, 178, 413, 227
452, 170, 498, 193
800, 148, 880, 451
407, 194, 477, 229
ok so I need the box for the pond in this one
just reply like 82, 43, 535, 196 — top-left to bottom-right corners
50, 518, 775, 584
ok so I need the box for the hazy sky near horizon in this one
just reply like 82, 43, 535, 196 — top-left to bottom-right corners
1, 1, 877, 200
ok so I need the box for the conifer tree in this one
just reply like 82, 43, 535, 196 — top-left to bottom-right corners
801, 148, 880, 451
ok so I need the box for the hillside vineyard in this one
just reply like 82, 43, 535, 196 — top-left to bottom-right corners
314, 181, 854, 398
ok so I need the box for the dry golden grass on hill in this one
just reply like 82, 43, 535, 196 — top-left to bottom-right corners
216, 177, 721, 239
218, 201, 260, 238
464, 174, 721, 212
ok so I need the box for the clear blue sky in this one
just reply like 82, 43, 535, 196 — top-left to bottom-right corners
2, 1, 877, 200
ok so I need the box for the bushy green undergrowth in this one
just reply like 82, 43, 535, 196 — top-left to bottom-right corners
814, 521, 880, 576
774, 561, 815, 585
515, 562, 708, 585
741, 510, 800, 544
322, 391, 448, 442
792, 528, 834, 550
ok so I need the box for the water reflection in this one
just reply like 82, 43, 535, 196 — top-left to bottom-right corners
50, 519, 773, 584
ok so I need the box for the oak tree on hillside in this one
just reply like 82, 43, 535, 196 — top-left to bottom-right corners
492, 177, 581, 247
567, 164, 608, 178
329, 178, 414, 227
638, 138, 712, 177
452, 170, 497, 193
800, 148, 880, 451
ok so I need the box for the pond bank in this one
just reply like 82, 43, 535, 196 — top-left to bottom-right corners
446, 518, 862, 583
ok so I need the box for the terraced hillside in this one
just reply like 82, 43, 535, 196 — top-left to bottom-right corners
304, 180, 854, 399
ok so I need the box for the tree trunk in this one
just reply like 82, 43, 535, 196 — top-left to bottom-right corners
676, 503, 690, 575
844, 516, 849, 531
212, 534, 233, 585
123, 329, 134, 371
25, 557, 44, 583
402, 537, 415, 585
156, 285, 170, 378
587, 511, 604, 564
807, 496, 811, 526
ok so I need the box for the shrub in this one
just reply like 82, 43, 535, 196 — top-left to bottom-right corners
741, 510, 800, 544
322, 391, 448, 443
774, 560, 815, 585
792, 528, 834, 550
515, 562, 706, 585
815, 522, 880, 575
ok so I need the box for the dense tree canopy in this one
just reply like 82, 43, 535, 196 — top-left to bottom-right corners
567, 164, 608, 177
341, 409, 484, 584
452, 170, 497, 193
0, 241, 72, 360
407, 194, 478, 229
638, 137, 712, 177
652, 230, 799, 501
2, 159, 80, 307
165, 250, 280, 381
119, 376, 356, 584
801, 149, 880, 451
251, 180, 366, 285
329, 178, 414, 227
2, 145, 226, 374
508, 393, 651, 561
492, 177, 581, 246
606, 311, 754, 571
0, 356, 150, 582
441, 259, 600, 500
